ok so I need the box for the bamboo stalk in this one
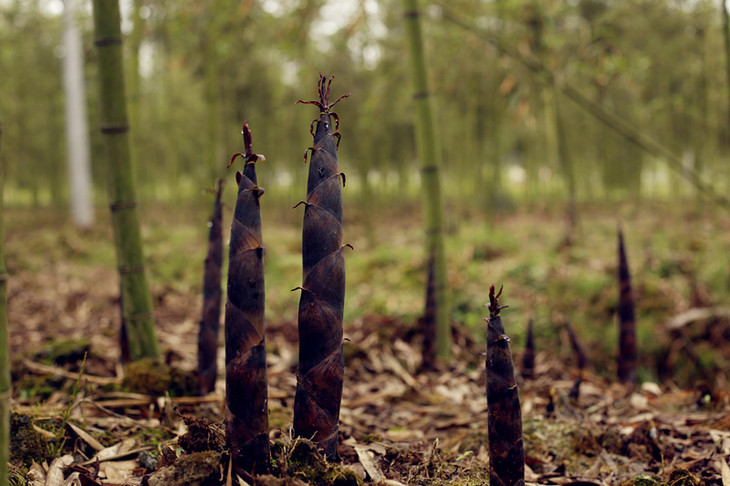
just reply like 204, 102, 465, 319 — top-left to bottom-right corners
198, 179, 224, 395
0, 122, 10, 486
293, 75, 349, 460
403, 0, 451, 359
92, 0, 159, 362
225, 122, 270, 475
722, 0, 730, 136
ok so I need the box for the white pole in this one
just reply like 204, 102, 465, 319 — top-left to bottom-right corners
63, 0, 94, 228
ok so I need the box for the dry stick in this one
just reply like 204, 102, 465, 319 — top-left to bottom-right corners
521, 318, 535, 380
438, 5, 729, 209
224, 121, 270, 475
198, 179, 224, 395
293, 75, 349, 460
486, 285, 525, 486
617, 227, 637, 384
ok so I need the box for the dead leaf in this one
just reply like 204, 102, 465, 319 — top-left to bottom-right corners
354, 445, 384, 481
98, 459, 139, 482
27, 462, 46, 486
719, 456, 730, 486
62, 472, 82, 486
46, 455, 74, 486
68, 422, 104, 451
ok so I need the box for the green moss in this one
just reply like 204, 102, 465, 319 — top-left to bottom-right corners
122, 358, 171, 395
283, 438, 361, 486
16, 374, 64, 402
147, 451, 222, 486
359, 433, 383, 444
169, 367, 199, 397
667, 468, 701, 486
33, 338, 90, 365
632, 474, 659, 486
9, 413, 52, 467
122, 359, 197, 397
268, 405, 292, 431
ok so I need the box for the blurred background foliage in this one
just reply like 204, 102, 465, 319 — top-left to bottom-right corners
1, 0, 728, 214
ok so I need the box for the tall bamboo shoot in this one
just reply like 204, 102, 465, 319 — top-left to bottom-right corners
225, 122, 270, 475
293, 75, 349, 460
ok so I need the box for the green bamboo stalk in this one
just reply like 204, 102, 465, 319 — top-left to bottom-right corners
554, 88, 577, 246
0, 122, 10, 486
722, 0, 730, 139
403, 0, 450, 359
92, 0, 159, 362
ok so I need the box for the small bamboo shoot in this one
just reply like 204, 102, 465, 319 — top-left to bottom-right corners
486, 285, 525, 486
198, 179, 224, 395
617, 228, 637, 384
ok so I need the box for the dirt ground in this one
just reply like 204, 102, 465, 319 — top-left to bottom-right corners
5, 205, 730, 485
7, 278, 730, 485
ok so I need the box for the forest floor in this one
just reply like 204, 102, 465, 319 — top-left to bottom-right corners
4, 199, 730, 485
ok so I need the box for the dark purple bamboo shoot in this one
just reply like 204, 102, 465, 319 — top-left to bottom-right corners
198, 179, 224, 395
486, 285, 525, 486
564, 320, 589, 371
225, 121, 269, 475
419, 256, 437, 370
293, 75, 349, 460
617, 228, 637, 384
521, 318, 535, 380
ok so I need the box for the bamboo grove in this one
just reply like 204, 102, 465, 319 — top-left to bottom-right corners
5, 1, 730, 210
4, 0, 729, 481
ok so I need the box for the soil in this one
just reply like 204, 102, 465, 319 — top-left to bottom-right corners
6, 305, 730, 485
4, 205, 730, 485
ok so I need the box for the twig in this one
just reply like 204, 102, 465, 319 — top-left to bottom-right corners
22, 359, 121, 385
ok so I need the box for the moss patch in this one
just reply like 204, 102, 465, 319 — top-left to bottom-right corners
9, 413, 52, 467
272, 438, 361, 486
147, 451, 222, 486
